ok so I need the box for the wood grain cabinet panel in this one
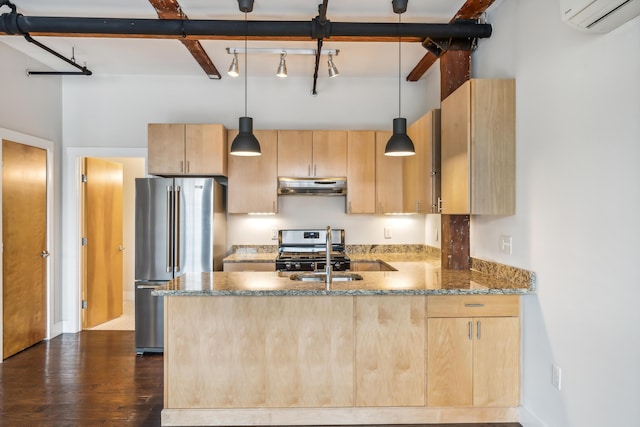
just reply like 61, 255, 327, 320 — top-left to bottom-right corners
227, 129, 278, 214
347, 131, 376, 214
312, 130, 347, 177
375, 131, 404, 214
404, 109, 441, 214
355, 296, 426, 407
165, 296, 354, 409
440, 79, 515, 215
148, 123, 227, 176
277, 130, 313, 177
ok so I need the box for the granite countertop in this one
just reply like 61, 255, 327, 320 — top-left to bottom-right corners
156, 253, 535, 296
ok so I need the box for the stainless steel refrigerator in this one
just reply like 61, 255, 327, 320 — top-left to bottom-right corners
134, 177, 226, 354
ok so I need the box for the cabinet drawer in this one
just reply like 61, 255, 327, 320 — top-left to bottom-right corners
427, 295, 519, 318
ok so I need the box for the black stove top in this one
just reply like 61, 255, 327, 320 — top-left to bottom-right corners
276, 228, 349, 272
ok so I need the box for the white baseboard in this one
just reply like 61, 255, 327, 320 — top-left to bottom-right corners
48, 321, 64, 339
520, 405, 549, 427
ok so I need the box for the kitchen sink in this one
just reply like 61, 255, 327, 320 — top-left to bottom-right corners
289, 272, 363, 282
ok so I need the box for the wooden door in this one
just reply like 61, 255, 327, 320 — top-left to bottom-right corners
473, 317, 520, 407
228, 130, 278, 214
148, 123, 185, 175
346, 131, 376, 214
312, 131, 347, 177
185, 124, 227, 176
83, 158, 124, 329
426, 317, 473, 406
440, 80, 471, 214
375, 131, 404, 214
277, 130, 313, 177
2, 139, 48, 359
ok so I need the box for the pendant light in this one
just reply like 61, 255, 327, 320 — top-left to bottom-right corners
230, 10, 261, 156
384, 10, 415, 157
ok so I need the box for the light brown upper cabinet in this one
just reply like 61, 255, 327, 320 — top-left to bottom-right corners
227, 130, 278, 214
278, 130, 347, 177
404, 109, 441, 214
148, 124, 227, 176
440, 79, 515, 215
346, 131, 376, 214
375, 131, 404, 214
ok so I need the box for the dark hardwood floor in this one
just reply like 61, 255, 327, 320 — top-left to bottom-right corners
0, 331, 522, 427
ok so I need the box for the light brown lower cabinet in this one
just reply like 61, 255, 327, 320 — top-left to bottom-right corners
426, 296, 520, 407
163, 294, 520, 425
355, 296, 426, 406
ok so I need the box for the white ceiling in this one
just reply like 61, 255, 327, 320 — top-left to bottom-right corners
0, 0, 486, 79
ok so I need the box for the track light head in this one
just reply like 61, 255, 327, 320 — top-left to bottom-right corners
276, 53, 287, 78
328, 53, 339, 78
227, 52, 239, 77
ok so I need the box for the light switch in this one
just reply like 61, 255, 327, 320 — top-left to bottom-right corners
500, 235, 512, 254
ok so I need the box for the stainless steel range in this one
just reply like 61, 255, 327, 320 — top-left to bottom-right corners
276, 228, 350, 272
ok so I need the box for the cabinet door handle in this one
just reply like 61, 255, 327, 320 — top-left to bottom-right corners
465, 303, 485, 307
313, 164, 317, 176
272, 201, 276, 213
308, 165, 311, 176
348, 201, 352, 213
180, 160, 184, 173
186, 161, 190, 173
468, 321, 473, 340
415, 200, 419, 213
477, 321, 481, 340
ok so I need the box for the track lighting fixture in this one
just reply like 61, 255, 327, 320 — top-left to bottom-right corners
385, 7, 415, 157
226, 48, 339, 79
276, 53, 287, 78
327, 53, 339, 78
227, 52, 239, 77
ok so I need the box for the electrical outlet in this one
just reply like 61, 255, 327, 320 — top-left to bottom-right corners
500, 235, 512, 254
271, 228, 278, 240
384, 227, 392, 239
552, 364, 562, 390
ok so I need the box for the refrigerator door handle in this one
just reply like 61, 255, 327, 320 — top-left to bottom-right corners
166, 186, 173, 272
174, 185, 181, 273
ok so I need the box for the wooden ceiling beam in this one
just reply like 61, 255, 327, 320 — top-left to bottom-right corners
406, 0, 495, 82
147, 0, 221, 79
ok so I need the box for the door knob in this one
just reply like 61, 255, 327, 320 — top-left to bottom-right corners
40, 251, 50, 258
118, 245, 125, 251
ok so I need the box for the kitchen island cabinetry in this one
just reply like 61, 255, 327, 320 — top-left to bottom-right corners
375, 131, 404, 214
227, 129, 278, 214
346, 131, 376, 214
440, 79, 515, 215
427, 295, 520, 407
159, 264, 531, 426
148, 123, 227, 176
278, 130, 347, 178
404, 109, 441, 214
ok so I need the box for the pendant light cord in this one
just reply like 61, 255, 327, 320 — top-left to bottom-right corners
398, 13, 402, 119
244, 12, 248, 117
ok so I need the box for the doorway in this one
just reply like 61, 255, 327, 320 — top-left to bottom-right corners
82, 157, 145, 330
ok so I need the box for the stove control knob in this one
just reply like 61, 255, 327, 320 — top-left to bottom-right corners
294, 263, 301, 270
285, 262, 292, 270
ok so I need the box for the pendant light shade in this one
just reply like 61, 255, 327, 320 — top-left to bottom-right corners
385, 118, 415, 156
384, 8, 415, 157
227, 52, 239, 77
231, 116, 261, 156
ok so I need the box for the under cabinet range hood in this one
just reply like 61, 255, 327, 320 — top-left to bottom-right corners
278, 177, 347, 196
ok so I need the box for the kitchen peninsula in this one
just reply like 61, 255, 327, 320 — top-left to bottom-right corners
156, 252, 534, 427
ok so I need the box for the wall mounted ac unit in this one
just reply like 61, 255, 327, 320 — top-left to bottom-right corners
560, 0, 640, 32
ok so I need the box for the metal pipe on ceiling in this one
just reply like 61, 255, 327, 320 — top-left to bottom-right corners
0, 14, 492, 40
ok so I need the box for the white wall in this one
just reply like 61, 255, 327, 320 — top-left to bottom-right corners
472, 1, 640, 426
61, 71, 438, 250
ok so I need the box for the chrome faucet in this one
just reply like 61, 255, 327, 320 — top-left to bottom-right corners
325, 225, 332, 289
